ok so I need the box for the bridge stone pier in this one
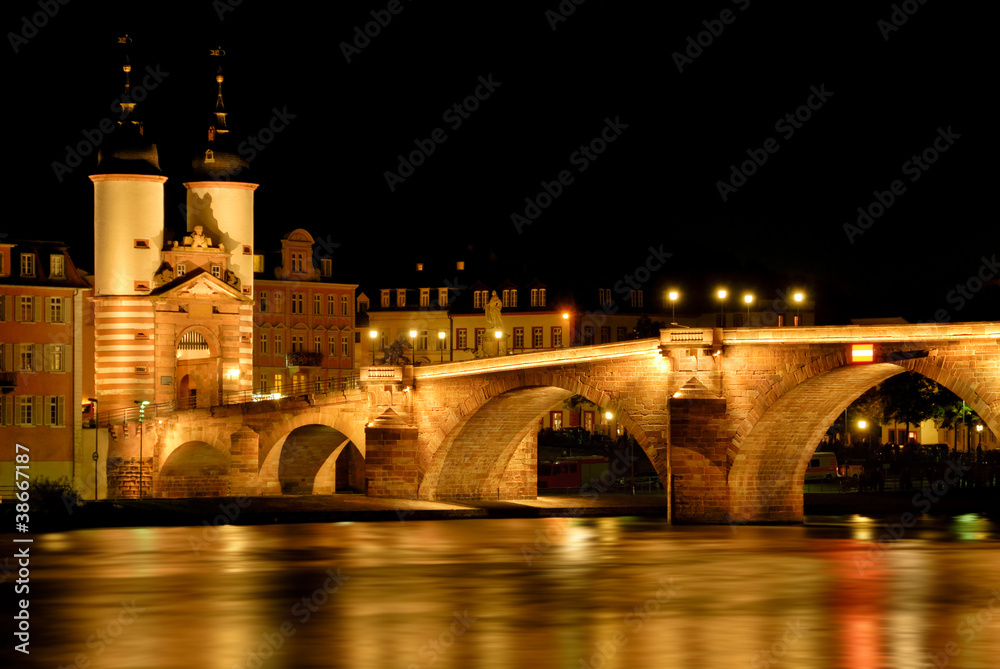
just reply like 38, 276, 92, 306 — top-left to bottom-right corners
102, 321, 1000, 525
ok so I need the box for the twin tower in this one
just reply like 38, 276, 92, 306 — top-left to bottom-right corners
90, 47, 258, 416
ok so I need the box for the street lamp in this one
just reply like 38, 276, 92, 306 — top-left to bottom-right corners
134, 400, 150, 499
369, 329, 377, 365
668, 290, 678, 324
743, 294, 753, 325
494, 330, 503, 357
717, 289, 727, 327
409, 329, 417, 364
976, 423, 983, 454
89, 397, 99, 501
793, 292, 804, 326
438, 331, 446, 363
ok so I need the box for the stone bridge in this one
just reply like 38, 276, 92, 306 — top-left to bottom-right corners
105, 322, 1000, 524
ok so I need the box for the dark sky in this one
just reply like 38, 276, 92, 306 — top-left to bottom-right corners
4, 1, 990, 323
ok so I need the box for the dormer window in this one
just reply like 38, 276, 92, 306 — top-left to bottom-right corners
321, 258, 332, 277
291, 252, 304, 273
20, 253, 35, 277
49, 254, 64, 278
176, 264, 186, 277
204, 149, 215, 163
211, 265, 221, 278
396, 289, 406, 308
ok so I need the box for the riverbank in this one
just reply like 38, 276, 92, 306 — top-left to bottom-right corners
6, 489, 999, 533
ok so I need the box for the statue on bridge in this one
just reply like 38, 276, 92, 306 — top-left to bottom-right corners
379, 337, 412, 366
484, 290, 503, 333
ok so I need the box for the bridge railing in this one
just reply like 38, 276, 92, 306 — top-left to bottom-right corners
93, 376, 360, 425
95, 399, 176, 428
220, 375, 360, 406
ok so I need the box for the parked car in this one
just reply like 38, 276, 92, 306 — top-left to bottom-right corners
805, 452, 839, 481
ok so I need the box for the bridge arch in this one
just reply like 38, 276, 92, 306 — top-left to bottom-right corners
417, 368, 666, 501
156, 440, 231, 498
256, 411, 366, 495
728, 356, 1000, 523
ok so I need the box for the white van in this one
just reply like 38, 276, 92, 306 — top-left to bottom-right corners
805, 452, 839, 481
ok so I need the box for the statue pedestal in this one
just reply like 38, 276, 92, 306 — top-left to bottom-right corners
487, 329, 506, 357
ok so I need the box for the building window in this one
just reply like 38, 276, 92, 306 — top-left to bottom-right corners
291, 293, 304, 314
18, 396, 34, 426
438, 288, 448, 307
314, 294, 322, 315
19, 296, 36, 323
420, 288, 430, 307
552, 327, 563, 348
46, 344, 65, 372
314, 334, 322, 353
259, 292, 268, 312
583, 325, 594, 345
342, 336, 350, 358
600, 326, 610, 344
292, 252, 304, 273
396, 289, 406, 308
418, 330, 428, 351
329, 336, 338, 357
630, 290, 643, 308
253, 254, 265, 272
176, 264, 186, 277
49, 255, 65, 278
474, 290, 489, 309
533, 327, 543, 348
475, 328, 485, 351
274, 292, 284, 313
341, 295, 349, 316
381, 290, 390, 308
503, 289, 517, 308
259, 333, 268, 354
274, 332, 284, 355
617, 327, 626, 341
47, 298, 64, 323
327, 295, 336, 316
550, 411, 563, 430
583, 411, 594, 433
321, 258, 332, 277
456, 329, 467, 349
19, 344, 34, 371
513, 327, 524, 348
599, 288, 612, 307
211, 264, 221, 278
20, 254, 35, 277
46, 396, 65, 427
292, 333, 304, 352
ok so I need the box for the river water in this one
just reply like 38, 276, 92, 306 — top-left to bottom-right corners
4, 513, 1000, 669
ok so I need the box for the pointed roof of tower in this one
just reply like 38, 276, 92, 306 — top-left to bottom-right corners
93, 35, 161, 176
190, 46, 249, 181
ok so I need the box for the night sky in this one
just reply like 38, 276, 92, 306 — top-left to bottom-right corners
4, 1, 989, 323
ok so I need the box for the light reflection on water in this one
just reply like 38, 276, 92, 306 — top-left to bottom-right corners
4, 515, 1000, 669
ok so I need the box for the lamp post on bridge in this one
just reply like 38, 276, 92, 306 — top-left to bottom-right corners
89, 397, 99, 501
134, 400, 150, 499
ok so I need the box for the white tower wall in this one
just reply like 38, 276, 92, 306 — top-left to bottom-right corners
184, 181, 258, 295
91, 174, 167, 296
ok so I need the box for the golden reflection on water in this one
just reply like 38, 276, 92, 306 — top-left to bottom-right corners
4, 515, 1000, 669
